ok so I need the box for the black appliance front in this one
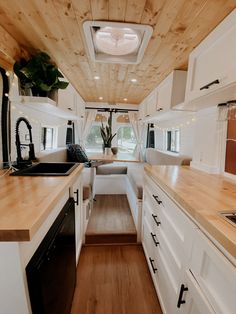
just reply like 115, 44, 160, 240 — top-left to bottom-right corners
26, 198, 76, 314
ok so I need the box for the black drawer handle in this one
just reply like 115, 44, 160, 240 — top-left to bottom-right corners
74, 189, 79, 206
150, 232, 159, 246
152, 194, 162, 205
152, 214, 161, 226
157, 107, 163, 112
200, 79, 219, 90
177, 284, 188, 308
149, 257, 157, 274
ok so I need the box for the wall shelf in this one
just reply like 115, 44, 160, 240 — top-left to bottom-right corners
10, 96, 79, 120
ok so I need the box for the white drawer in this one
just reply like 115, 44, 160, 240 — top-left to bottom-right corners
190, 229, 236, 314
142, 218, 159, 281
143, 195, 161, 234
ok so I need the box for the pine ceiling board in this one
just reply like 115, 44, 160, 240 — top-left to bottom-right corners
27, 0, 91, 98
90, 0, 109, 20
108, 0, 127, 21
51, 0, 97, 99
0, 23, 25, 67
124, 0, 147, 23
0, 0, 49, 53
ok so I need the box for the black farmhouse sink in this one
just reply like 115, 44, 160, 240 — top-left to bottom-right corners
10, 162, 79, 176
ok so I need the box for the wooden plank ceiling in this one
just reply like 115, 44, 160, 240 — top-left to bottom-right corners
0, 0, 235, 105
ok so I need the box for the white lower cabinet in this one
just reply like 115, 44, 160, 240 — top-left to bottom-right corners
189, 229, 236, 314
142, 173, 236, 314
70, 176, 83, 265
181, 270, 215, 314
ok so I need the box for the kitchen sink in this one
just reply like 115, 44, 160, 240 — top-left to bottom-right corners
10, 162, 79, 176
220, 212, 236, 227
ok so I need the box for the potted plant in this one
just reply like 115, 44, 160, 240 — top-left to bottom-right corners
100, 112, 116, 154
13, 51, 69, 101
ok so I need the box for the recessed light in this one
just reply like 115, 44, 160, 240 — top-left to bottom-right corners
99, 96, 103, 100
94, 76, 100, 80
123, 98, 128, 101
131, 78, 137, 83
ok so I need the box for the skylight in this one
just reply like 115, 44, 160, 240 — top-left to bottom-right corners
83, 21, 153, 64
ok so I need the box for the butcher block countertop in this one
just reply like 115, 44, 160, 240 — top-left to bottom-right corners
0, 164, 83, 242
145, 165, 236, 260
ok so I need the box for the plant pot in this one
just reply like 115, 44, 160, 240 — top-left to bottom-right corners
48, 89, 58, 102
111, 147, 118, 155
104, 147, 112, 155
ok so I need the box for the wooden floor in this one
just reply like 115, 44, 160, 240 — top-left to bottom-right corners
85, 195, 137, 244
70, 245, 162, 314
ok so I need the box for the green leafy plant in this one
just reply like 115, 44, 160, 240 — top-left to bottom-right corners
100, 112, 116, 148
13, 52, 69, 96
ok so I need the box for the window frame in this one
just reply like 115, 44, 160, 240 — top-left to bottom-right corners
166, 129, 180, 153
116, 124, 137, 154
40, 125, 58, 151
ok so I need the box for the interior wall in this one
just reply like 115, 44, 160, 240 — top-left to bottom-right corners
191, 106, 227, 174
154, 113, 196, 156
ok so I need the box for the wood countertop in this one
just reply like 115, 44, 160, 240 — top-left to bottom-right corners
0, 164, 83, 242
145, 165, 236, 260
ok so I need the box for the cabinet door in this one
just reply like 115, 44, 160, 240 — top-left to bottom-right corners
58, 84, 77, 114
190, 229, 236, 314
138, 101, 146, 121
70, 176, 83, 264
179, 270, 215, 314
185, 9, 236, 102
145, 89, 157, 117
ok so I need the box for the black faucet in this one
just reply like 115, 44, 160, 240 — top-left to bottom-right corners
15, 117, 36, 169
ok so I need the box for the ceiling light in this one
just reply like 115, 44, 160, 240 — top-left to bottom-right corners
123, 98, 128, 101
99, 96, 103, 100
131, 78, 137, 83
94, 76, 100, 80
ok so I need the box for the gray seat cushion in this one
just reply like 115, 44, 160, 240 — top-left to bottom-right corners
96, 165, 127, 175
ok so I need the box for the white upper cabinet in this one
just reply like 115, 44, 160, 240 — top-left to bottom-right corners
184, 9, 236, 109
138, 99, 147, 121
145, 89, 158, 117
157, 70, 187, 112
139, 70, 187, 121
58, 83, 85, 119
58, 83, 77, 114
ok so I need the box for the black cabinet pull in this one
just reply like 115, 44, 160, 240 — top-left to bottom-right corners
200, 79, 219, 90
177, 284, 188, 308
152, 214, 161, 226
74, 189, 79, 206
152, 194, 162, 205
150, 232, 159, 246
157, 108, 163, 112
149, 257, 157, 274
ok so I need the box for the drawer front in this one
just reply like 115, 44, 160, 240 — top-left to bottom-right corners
143, 194, 161, 234
190, 229, 236, 314
142, 218, 158, 281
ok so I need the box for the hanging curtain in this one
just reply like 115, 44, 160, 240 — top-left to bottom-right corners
80, 109, 97, 148
128, 112, 146, 161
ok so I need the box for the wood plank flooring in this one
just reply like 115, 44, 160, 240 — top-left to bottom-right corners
85, 195, 137, 244
70, 245, 162, 314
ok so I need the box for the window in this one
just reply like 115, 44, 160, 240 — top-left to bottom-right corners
41, 127, 56, 150
166, 129, 180, 153
117, 126, 136, 154
85, 124, 103, 153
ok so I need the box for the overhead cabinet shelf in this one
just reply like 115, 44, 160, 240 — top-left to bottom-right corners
10, 96, 80, 120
